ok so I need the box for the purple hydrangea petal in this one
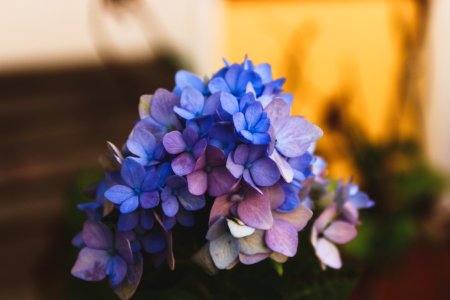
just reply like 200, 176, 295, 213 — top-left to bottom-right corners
140, 209, 155, 230
262, 184, 285, 210
270, 150, 294, 183
118, 211, 139, 232
163, 131, 186, 155
203, 93, 221, 115
209, 196, 234, 226
130, 127, 156, 154
264, 98, 290, 128
143, 230, 167, 254
115, 233, 134, 265
140, 191, 160, 209
82, 221, 113, 250
233, 144, 249, 165
178, 189, 205, 211
121, 158, 145, 189
104, 185, 135, 205
162, 215, 176, 230
71, 248, 109, 281
141, 169, 160, 192
162, 194, 179, 217
72, 232, 84, 248
108, 255, 128, 286
237, 189, 273, 230
112, 252, 143, 300
187, 170, 208, 196
173, 107, 195, 120
220, 92, 239, 115
150, 89, 181, 129
250, 157, 280, 187
243, 169, 262, 193
232, 112, 246, 132
208, 167, 236, 197
239, 253, 270, 265
206, 145, 227, 167
175, 70, 205, 92
273, 204, 313, 231
182, 127, 199, 147
126, 140, 146, 162
171, 153, 196, 176
209, 233, 240, 270
192, 139, 207, 159
315, 204, 337, 232
315, 238, 342, 269
226, 153, 244, 178
208, 77, 231, 94
265, 219, 298, 257
323, 221, 357, 244
120, 196, 139, 214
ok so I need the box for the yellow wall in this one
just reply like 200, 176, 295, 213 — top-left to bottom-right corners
223, 0, 418, 177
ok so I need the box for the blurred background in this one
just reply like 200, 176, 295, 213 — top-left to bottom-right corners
1, 0, 449, 299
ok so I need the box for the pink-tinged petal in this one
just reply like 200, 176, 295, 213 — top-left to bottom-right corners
107, 256, 127, 286
342, 202, 360, 225
315, 204, 337, 232
171, 153, 196, 176
239, 230, 270, 255
275, 117, 323, 158
209, 196, 233, 226
187, 170, 207, 196
323, 221, 357, 244
273, 204, 313, 231
250, 157, 280, 186
243, 168, 262, 193
82, 221, 113, 250
115, 233, 133, 265
315, 238, 342, 269
265, 219, 298, 257
140, 191, 160, 209
262, 184, 285, 210
192, 139, 207, 159
71, 248, 109, 281
163, 131, 186, 154
208, 167, 236, 197
193, 153, 207, 171
269, 150, 294, 183
226, 153, 244, 178
237, 188, 273, 230
270, 252, 288, 263
209, 233, 240, 270
113, 252, 143, 300
239, 253, 270, 265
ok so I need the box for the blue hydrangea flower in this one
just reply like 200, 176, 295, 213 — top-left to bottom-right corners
162, 127, 207, 176
117, 208, 155, 232
173, 87, 219, 120
71, 221, 134, 286
126, 126, 164, 166
233, 101, 271, 144
173, 70, 208, 96
226, 144, 280, 192
104, 158, 160, 213
207, 123, 237, 155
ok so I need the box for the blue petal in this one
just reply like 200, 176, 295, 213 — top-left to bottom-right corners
175, 70, 205, 93
277, 182, 300, 212
120, 196, 139, 214
245, 102, 263, 129
254, 63, 272, 83
140, 209, 155, 230
220, 92, 239, 116
141, 169, 160, 191
105, 185, 135, 205
233, 112, 247, 132
253, 116, 270, 132
118, 211, 139, 231
225, 64, 241, 90
108, 256, 127, 286
173, 106, 195, 120
162, 194, 179, 217
208, 77, 230, 94
176, 208, 195, 227
121, 158, 145, 189
180, 87, 205, 115
252, 132, 271, 145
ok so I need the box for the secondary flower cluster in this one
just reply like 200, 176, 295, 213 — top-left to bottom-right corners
71, 57, 374, 299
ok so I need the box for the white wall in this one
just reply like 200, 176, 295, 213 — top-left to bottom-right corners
427, 0, 450, 175
0, 0, 223, 75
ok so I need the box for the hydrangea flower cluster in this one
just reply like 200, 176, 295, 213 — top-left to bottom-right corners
71, 57, 374, 299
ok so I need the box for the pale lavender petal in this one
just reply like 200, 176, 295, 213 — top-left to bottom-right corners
108, 256, 127, 285
131, 127, 156, 153
270, 150, 294, 183
71, 248, 109, 281
233, 112, 246, 132
265, 219, 298, 257
140, 191, 160, 209
220, 92, 239, 115
275, 117, 323, 158
273, 204, 313, 231
323, 221, 357, 244
250, 158, 280, 186
175, 70, 205, 92
104, 185, 135, 205
315, 238, 342, 269
206, 217, 228, 241
150, 89, 181, 128
177, 189, 205, 211
126, 140, 146, 159
264, 98, 290, 130
239, 253, 270, 265
237, 189, 273, 230
180, 87, 204, 115
341, 202, 359, 225
82, 220, 113, 250
226, 154, 244, 178
208, 167, 236, 197
239, 230, 270, 255
208, 77, 231, 94
209, 233, 239, 270
121, 158, 145, 188
315, 204, 337, 232
163, 131, 186, 154
262, 184, 285, 210
171, 153, 196, 176
187, 170, 207, 196
173, 106, 195, 120
245, 102, 263, 128
226, 218, 255, 238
